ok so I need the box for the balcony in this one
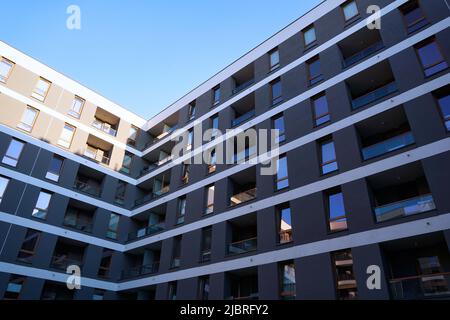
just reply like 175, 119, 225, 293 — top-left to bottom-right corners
227, 267, 258, 300
134, 173, 171, 207
92, 119, 117, 137
232, 63, 254, 95
50, 238, 86, 271
83, 146, 110, 166
228, 237, 257, 255
232, 79, 255, 95
121, 262, 160, 279
351, 82, 397, 110
230, 188, 256, 206
363, 131, 414, 160
146, 112, 179, 148
375, 194, 436, 223
63, 203, 95, 234
73, 177, 101, 197
339, 28, 384, 68
128, 222, 165, 241
232, 110, 255, 127
390, 272, 450, 299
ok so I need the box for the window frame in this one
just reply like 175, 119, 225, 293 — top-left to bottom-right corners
272, 114, 286, 144
106, 213, 120, 240
275, 155, 289, 190
269, 48, 280, 71
213, 86, 221, 106
307, 56, 323, 86
270, 78, 283, 106
68, 96, 85, 119
2, 138, 25, 167
57, 123, 76, 149
341, 0, 359, 22
0, 176, 10, 203
32, 191, 52, 220
320, 139, 338, 175
17, 106, 39, 133
31, 77, 52, 102
276, 205, 293, 245
17, 229, 41, 264
0, 57, 15, 83
415, 38, 448, 78
204, 185, 215, 215
312, 93, 331, 126
435, 91, 450, 132
400, 0, 428, 34
303, 25, 317, 48
325, 188, 348, 233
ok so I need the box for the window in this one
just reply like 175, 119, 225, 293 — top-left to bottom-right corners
120, 152, 132, 174
171, 237, 181, 268
271, 78, 282, 105
92, 290, 105, 300
106, 213, 119, 240
186, 129, 193, 150
277, 206, 292, 244
198, 276, 210, 300
200, 227, 212, 262
332, 249, 357, 300
32, 191, 52, 220
45, 155, 64, 182
4, 275, 24, 300
188, 101, 196, 120
276, 156, 289, 190
400, 0, 428, 34
57, 124, 75, 149
2, 139, 25, 167
210, 115, 219, 140
437, 93, 450, 131
181, 163, 190, 184
168, 282, 177, 300
127, 125, 139, 146
213, 86, 221, 106
415, 39, 448, 77
269, 48, 280, 71
98, 249, 113, 278
176, 197, 186, 224
273, 114, 286, 143
303, 25, 316, 47
114, 181, 126, 205
31, 77, 51, 101
280, 262, 296, 299
17, 106, 39, 132
326, 189, 348, 232
0, 57, 14, 83
17, 229, 40, 263
204, 185, 215, 215
307, 57, 323, 85
0, 176, 9, 203
313, 94, 330, 126
208, 149, 217, 174
342, 1, 358, 21
320, 139, 338, 174
68, 96, 85, 119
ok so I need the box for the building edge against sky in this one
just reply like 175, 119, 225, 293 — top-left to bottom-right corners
0, 0, 449, 300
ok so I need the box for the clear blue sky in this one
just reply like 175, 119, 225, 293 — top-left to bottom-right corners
1, 0, 322, 119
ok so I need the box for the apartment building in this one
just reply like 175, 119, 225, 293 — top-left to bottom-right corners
0, 0, 449, 300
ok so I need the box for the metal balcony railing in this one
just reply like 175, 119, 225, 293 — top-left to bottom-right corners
374, 194, 436, 222
73, 179, 101, 197
351, 82, 397, 110
92, 119, 117, 137
362, 131, 415, 161
127, 223, 165, 241
228, 237, 257, 255
231, 109, 255, 127
121, 262, 160, 279
83, 148, 111, 165
343, 41, 384, 68
232, 79, 254, 95
390, 272, 450, 299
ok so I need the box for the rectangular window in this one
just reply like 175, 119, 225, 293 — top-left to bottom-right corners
342, 1, 359, 21
31, 77, 51, 101
57, 124, 75, 149
4, 275, 24, 300
276, 156, 289, 190
17, 229, 41, 263
127, 125, 139, 146
171, 237, 181, 268
303, 25, 316, 47
114, 181, 126, 205
307, 57, 323, 85
277, 206, 292, 244
415, 38, 448, 77
2, 139, 25, 167
400, 0, 428, 34
326, 189, 348, 232
32, 191, 52, 220
68, 96, 85, 119
213, 86, 221, 106
17, 106, 39, 132
45, 155, 64, 182
186, 129, 193, 150
273, 114, 286, 144
332, 249, 357, 300
271, 78, 282, 105
188, 102, 196, 120
176, 197, 186, 224
269, 48, 280, 71
280, 262, 296, 299
98, 249, 113, 278
0, 176, 10, 203
208, 149, 217, 174
320, 139, 338, 174
106, 213, 119, 240
204, 185, 215, 215
200, 227, 212, 262
313, 94, 330, 126
0, 57, 14, 83
181, 163, 190, 184
168, 281, 177, 300
437, 93, 450, 131
120, 152, 132, 174
198, 276, 210, 300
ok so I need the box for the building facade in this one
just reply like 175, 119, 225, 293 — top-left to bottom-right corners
0, 0, 449, 300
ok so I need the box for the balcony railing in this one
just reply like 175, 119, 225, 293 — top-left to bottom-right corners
92, 119, 117, 137
73, 179, 101, 197
128, 223, 165, 241
200, 250, 211, 263
232, 109, 255, 127
232, 79, 255, 95
343, 41, 384, 68
390, 272, 450, 299
228, 237, 257, 255
51, 255, 83, 270
279, 229, 293, 244
134, 186, 170, 207
63, 220, 93, 233
83, 148, 111, 165
230, 188, 257, 206
121, 262, 160, 279
362, 131, 415, 161
351, 82, 397, 110
374, 194, 436, 222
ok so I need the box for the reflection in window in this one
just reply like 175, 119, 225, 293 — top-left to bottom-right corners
2, 139, 25, 167
271, 78, 282, 105
46, 155, 64, 182
269, 48, 280, 71
437, 93, 450, 131
273, 114, 286, 144
327, 189, 348, 232
313, 94, 330, 126
276, 156, 289, 190
277, 206, 292, 244
32, 191, 52, 220
415, 39, 448, 77
303, 26, 316, 47
320, 139, 338, 174
32, 77, 51, 101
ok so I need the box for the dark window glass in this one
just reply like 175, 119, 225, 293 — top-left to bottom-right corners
437, 94, 450, 131
273, 115, 286, 143
320, 140, 338, 174
401, 1, 428, 33
308, 57, 323, 85
271, 79, 282, 105
416, 39, 448, 77
17, 229, 40, 263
